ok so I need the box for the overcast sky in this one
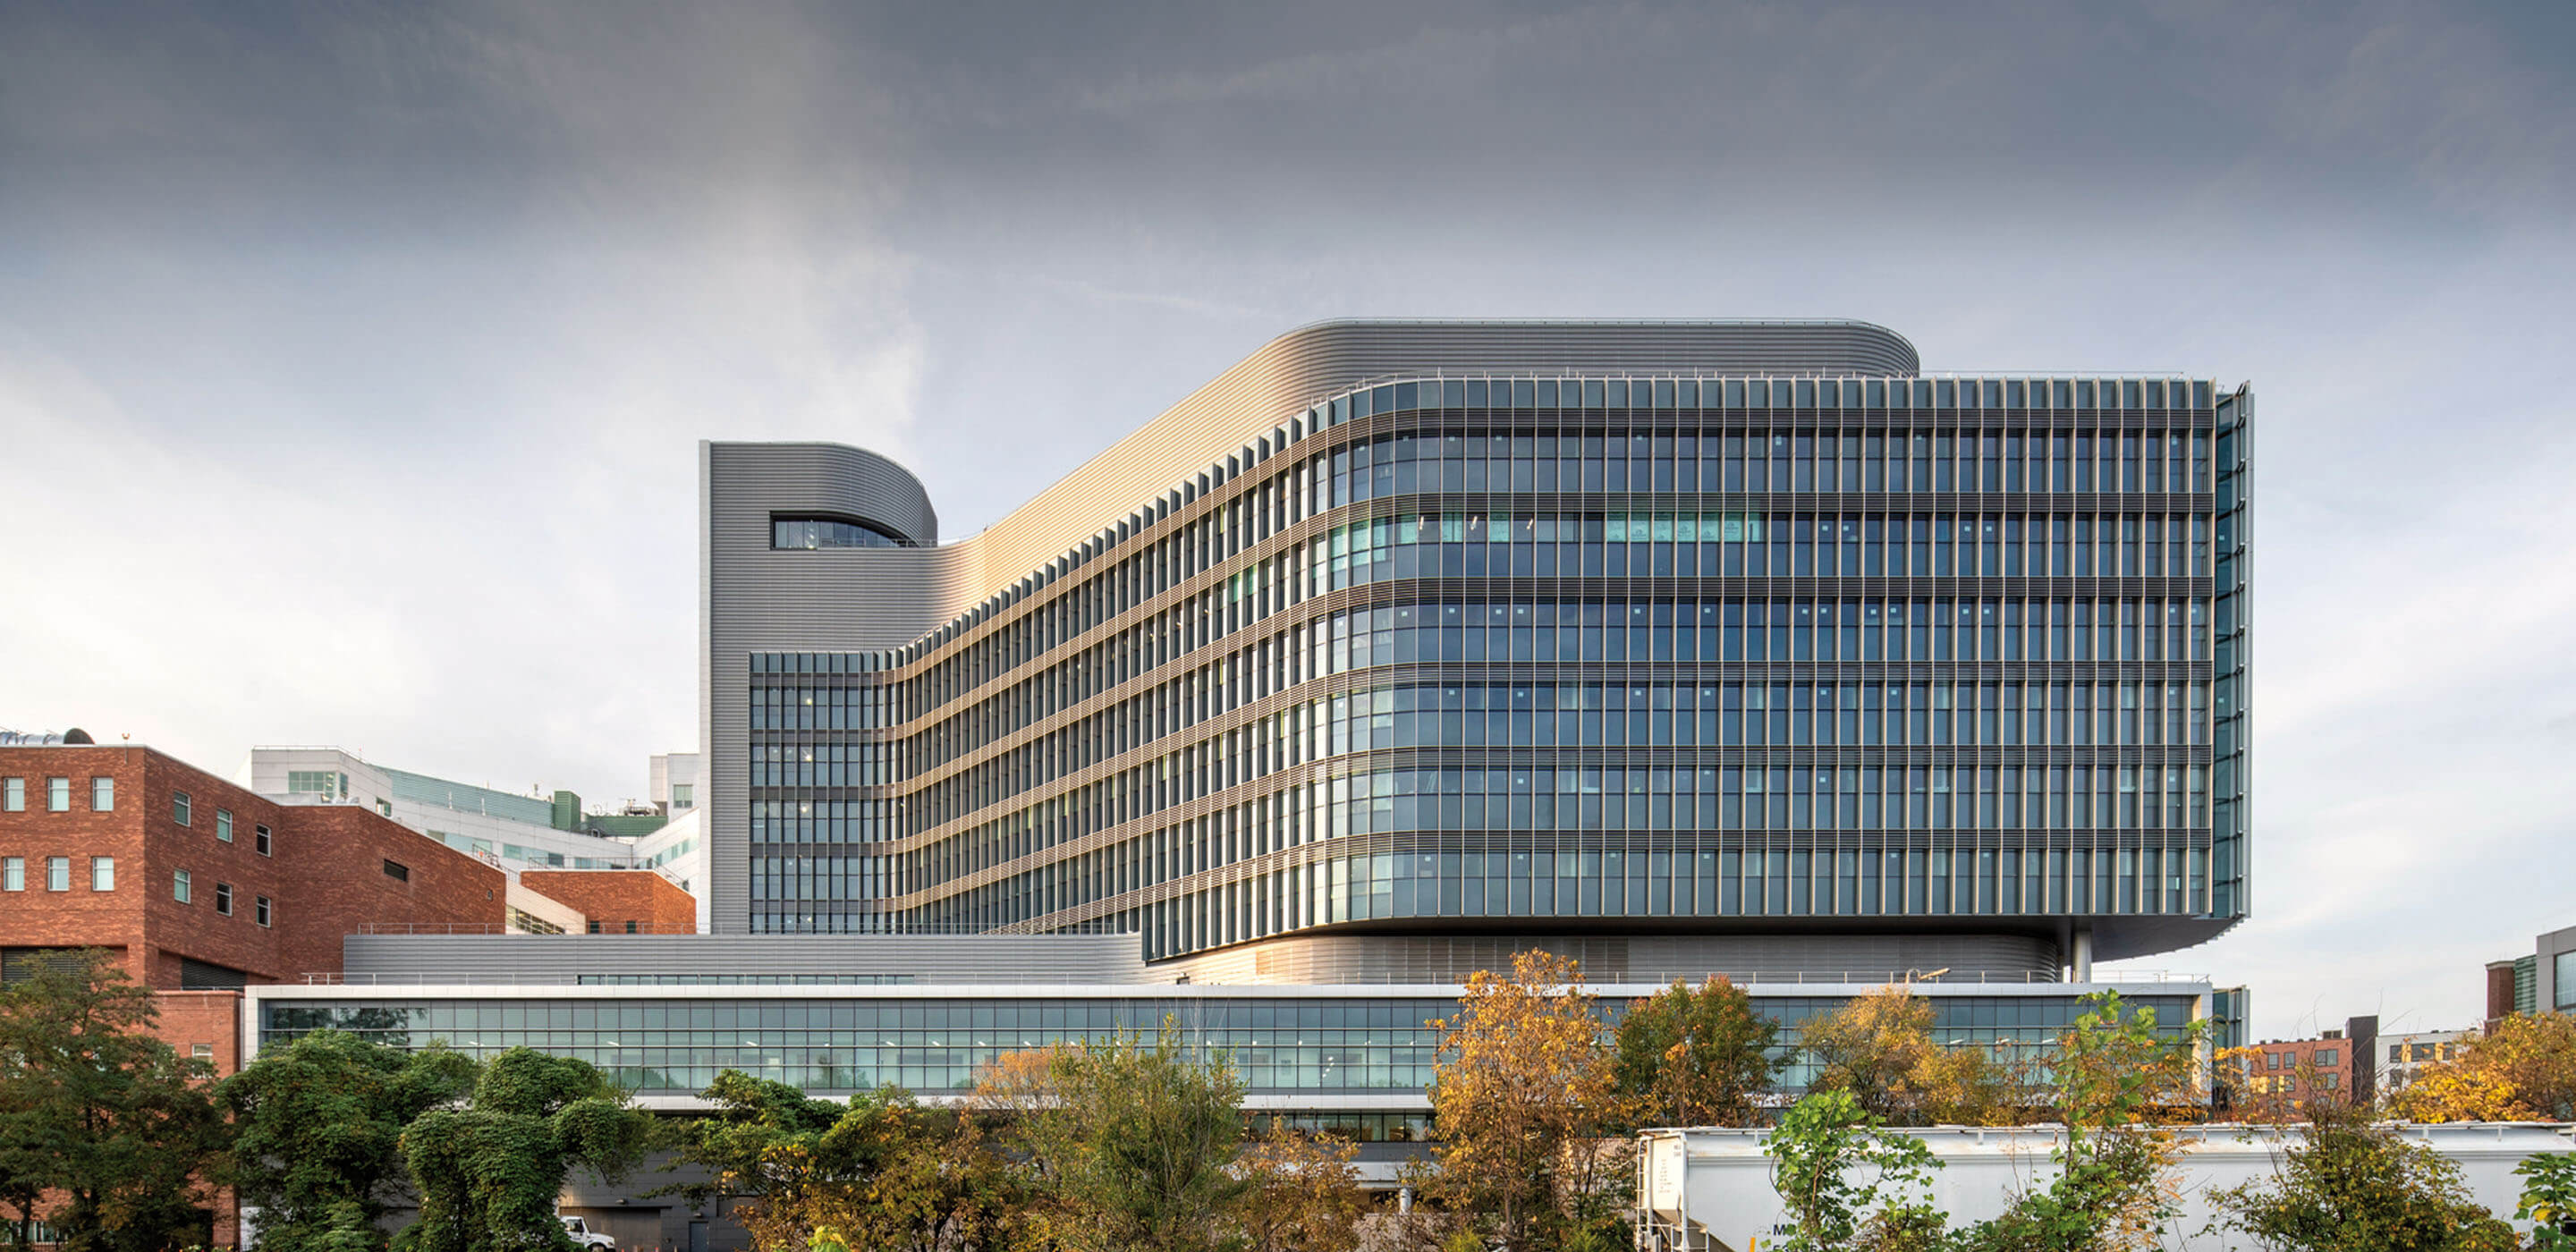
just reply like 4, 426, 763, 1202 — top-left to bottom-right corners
4, 0, 2572, 1038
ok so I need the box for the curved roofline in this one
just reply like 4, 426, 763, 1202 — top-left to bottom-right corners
721, 319, 1932, 651
953, 317, 1920, 573
1267, 315, 1919, 360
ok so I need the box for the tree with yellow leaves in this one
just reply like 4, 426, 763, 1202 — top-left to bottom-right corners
1796, 982, 2025, 1126
1425, 950, 1628, 1252
1233, 1129, 1369, 1252
2389, 1012, 2576, 1122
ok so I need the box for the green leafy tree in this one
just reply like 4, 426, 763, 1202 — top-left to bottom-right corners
396, 1047, 656, 1252
1011, 1020, 1251, 1252
663, 1070, 1010, 1252
659, 1071, 846, 1248
2517, 1152, 2576, 1251
1761, 1088, 1940, 1252
0, 949, 229, 1252
224, 1029, 477, 1252
1948, 991, 2213, 1252
1612, 977, 1785, 1129
2209, 1100, 2520, 1251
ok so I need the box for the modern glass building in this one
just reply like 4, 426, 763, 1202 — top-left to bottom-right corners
241, 320, 2248, 1228
699, 320, 2250, 980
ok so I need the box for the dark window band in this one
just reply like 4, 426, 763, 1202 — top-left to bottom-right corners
773, 515, 912, 550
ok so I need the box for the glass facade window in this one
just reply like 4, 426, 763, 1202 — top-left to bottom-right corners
261, 991, 2198, 1098
774, 516, 909, 550
285, 770, 345, 798
90, 777, 114, 811
730, 376, 2247, 957
2556, 952, 2576, 1011
89, 856, 113, 892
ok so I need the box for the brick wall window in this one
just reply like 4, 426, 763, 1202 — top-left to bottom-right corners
255, 825, 272, 856
47, 778, 70, 812
2, 777, 21, 811
90, 856, 113, 891
215, 883, 233, 916
3, 858, 21, 891
90, 777, 114, 811
173, 791, 191, 825
254, 895, 272, 927
47, 858, 69, 892
382, 859, 410, 884
216, 810, 233, 842
174, 868, 191, 903
191, 1044, 213, 1060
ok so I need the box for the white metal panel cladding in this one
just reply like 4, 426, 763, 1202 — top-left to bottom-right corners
342, 932, 1154, 984
705, 443, 965, 929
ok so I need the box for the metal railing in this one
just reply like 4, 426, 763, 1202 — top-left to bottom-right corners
295, 966, 2209, 989
355, 922, 705, 936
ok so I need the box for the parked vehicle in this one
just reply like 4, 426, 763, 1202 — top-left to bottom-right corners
560, 1215, 616, 1250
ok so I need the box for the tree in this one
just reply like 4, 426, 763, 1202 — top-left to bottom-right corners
397, 1047, 657, 1252
224, 1029, 478, 1252
2208, 1099, 2520, 1251
2514, 1151, 2576, 1251
667, 1071, 1013, 1252
1798, 984, 1935, 1122
2391, 1013, 2576, 1122
0, 949, 229, 1252
1761, 1088, 1940, 1252
660, 1071, 855, 1250
1233, 1130, 1368, 1252
1612, 977, 1785, 1129
1007, 1021, 1251, 1252
1425, 950, 1627, 1252
1797, 983, 2023, 1127
1952, 991, 2211, 1252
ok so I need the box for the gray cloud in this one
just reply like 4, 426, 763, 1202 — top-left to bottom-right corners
3, 0, 2572, 1038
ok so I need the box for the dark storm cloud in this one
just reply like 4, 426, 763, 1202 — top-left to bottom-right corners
2, 0, 2572, 1039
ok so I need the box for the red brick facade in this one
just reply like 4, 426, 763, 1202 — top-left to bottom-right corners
0, 744, 504, 988
519, 868, 698, 934
2, 746, 512, 1248
2233, 1036, 2354, 1114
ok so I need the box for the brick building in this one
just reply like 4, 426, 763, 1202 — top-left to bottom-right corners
2233, 1033, 2353, 1112
0, 738, 520, 1247
1, 740, 508, 1000
516, 868, 697, 935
